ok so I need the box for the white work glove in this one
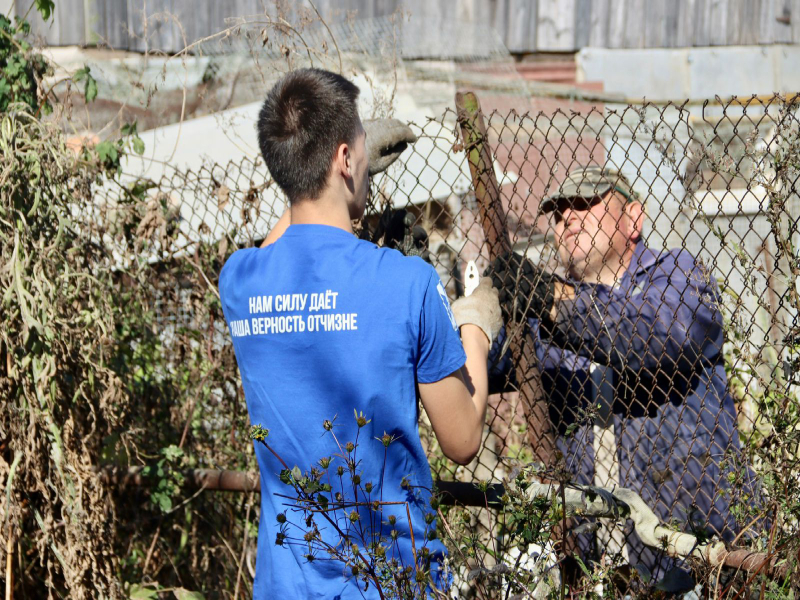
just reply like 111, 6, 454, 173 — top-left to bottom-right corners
363, 118, 417, 176
450, 278, 503, 344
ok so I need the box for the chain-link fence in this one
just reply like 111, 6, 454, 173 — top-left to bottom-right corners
102, 90, 799, 586
385, 93, 799, 584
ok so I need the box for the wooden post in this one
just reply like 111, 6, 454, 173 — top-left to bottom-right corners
455, 90, 558, 467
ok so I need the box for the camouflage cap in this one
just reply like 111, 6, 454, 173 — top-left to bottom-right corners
539, 166, 638, 215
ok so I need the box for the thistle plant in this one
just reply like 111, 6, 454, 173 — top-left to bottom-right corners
249, 410, 448, 599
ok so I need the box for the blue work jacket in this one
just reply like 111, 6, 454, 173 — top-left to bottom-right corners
489, 241, 758, 572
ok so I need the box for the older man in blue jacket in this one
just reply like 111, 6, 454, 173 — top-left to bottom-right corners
489, 166, 756, 576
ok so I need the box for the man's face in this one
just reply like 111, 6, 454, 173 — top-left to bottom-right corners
347, 120, 369, 220
552, 190, 639, 281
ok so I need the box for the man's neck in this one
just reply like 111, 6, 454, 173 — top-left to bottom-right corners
578, 243, 637, 286
289, 190, 354, 233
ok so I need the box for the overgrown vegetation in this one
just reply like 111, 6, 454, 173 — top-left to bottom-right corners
1, 4, 799, 599
1, 7, 248, 598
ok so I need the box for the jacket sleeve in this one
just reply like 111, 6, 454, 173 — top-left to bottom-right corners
487, 325, 517, 394
549, 251, 724, 374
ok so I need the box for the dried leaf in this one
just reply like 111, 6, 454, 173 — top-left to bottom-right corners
216, 184, 230, 211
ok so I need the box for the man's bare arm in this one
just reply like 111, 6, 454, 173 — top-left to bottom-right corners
418, 324, 490, 465
418, 280, 500, 465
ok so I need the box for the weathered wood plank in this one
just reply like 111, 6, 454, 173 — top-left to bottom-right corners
739, 0, 762, 45
376, 0, 403, 15
16, 0, 800, 54
128, 0, 158, 53
486, 0, 509, 49
395, 0, 450, 57
708, 0, 729, 46
693, 0, 711, 46
149, 0, 206, 53
14, 0, 53, 44
326, 0, 369, 20
402, 0, 441, 20
353, 0, 376, 19
86, 0, 104, 46
773, 0, 794, 43
101, 0, 129, 48
758, 0, 792, 44
181, 0, 203, 51
675, 0, 697, 47
158, 0, 180, 52
505, 0, 538, 53
537, 0, 576, 50
645, 0, 667, 49
573, 0, 592, 48
229, 0, 261, 27
198, 0, 230, 54
124, 0, 143, 52
606, 0, 626, 48
50, 0, 85, 45
725, 0, 743, 46
365, 0, 385, 17
588, 0, 610, 47
759, 0, 774, 43
622, 0, 645, 49
36, 0, 63, 44
662, 0, 680, 47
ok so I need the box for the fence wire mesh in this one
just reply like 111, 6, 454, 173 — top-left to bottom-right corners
100, 92, 800, 581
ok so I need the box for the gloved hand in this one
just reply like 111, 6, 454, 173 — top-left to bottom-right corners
488, 252, 557, 323
373, 207, 430, 262
363, 118, 417, 176
451, 278, 503, 344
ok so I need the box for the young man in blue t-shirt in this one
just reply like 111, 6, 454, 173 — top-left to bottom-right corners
218, 68, 502, 598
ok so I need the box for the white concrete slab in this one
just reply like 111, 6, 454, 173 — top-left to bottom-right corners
578, 44, 800, 101
579, 47, 690, 101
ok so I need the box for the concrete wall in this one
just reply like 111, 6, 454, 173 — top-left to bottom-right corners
578, 44, 800, 100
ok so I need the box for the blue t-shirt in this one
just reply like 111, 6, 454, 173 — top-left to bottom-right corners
219, 224, 466, 598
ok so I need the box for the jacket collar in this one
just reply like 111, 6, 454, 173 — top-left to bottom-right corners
568, 240, 664, 290
616, 240, 665, 292
627, 240, 662, 276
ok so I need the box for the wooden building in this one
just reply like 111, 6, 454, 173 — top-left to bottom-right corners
3, 0, 800, 55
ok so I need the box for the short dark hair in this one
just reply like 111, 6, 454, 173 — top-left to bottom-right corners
256, 68, 361, 202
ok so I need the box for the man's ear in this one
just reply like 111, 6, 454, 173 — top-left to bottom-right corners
334, 141, 352, 179
626, 201, 644, 242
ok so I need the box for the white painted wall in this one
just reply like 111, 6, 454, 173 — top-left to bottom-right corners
578, 44, 800, 101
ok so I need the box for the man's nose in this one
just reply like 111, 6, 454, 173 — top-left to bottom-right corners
561, 207, 581, 228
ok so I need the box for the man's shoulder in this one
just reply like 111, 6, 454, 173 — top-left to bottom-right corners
366, 243, 438, 284
658, 247, 710, 277
634, 244, 705, 274
224, 246, 259, 263
219, 248, 260, 289
634, 244, 718, 290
